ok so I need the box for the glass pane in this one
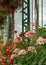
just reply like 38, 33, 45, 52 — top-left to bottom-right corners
14, 8, 22, 38
43, 0, 46, 26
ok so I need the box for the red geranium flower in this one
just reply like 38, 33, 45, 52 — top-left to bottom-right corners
13, 30, 17, 33
6, 50, 12, 56
2, 57, 7, 63
6, 45, 13, 49
10, 59, 14, 64
19, 32, 23, 37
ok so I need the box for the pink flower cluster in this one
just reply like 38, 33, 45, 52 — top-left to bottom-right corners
13, 38, 22, 44
10, 54, 17, 59
25, 31, 35, 38
28, 47, 36, 52
18, 49, 28, 55
37, 37, 46, 45
10, 49, 28, 59
5, 46, 37, 62
12, 47, 36, 57
13, 48, 19, 53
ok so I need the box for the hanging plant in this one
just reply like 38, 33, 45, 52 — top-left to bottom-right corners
0, 0, 21, 14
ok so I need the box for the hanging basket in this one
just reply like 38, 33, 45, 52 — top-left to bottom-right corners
0, 0, 21, 14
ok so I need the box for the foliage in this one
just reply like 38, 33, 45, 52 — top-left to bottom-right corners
0, 0, 21, 14
0, 7, 7, 28
36, 27, 46, 38
0, 27, 46, 65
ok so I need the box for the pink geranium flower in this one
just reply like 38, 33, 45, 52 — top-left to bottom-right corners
25, 31, 35, 38
10, 54, 16, 59
10, 54, 18, 59
14, 39, 19, 44
28, 47, 36, 52
36, 37, 46, 45
13, 48, 19, 53
18, 49, 28, 55
13, 38, 22, 44
10, 54, 20, 59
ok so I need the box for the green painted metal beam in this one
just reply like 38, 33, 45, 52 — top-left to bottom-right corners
8, 14, 12, 39
22, 0, 30, 40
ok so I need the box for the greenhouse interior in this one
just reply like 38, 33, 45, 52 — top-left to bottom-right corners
0, 0, 46, 65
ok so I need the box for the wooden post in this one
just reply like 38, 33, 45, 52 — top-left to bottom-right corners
35, 0, 39, 30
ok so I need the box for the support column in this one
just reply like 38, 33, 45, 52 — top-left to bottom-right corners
8, 14, 12, 39
22, 0, 30, 40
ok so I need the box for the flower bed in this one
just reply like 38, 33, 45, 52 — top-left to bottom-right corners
0, 27, 46, 65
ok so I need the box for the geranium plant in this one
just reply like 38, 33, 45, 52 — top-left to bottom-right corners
0, 27, 46, 65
